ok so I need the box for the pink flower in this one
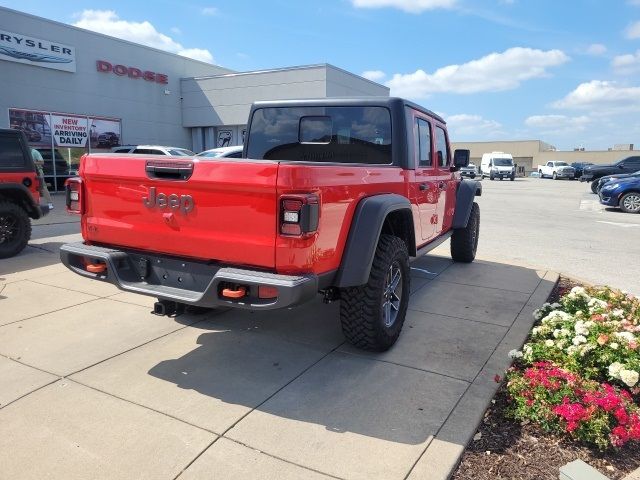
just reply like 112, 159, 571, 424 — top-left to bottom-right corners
629, 340, 638, 350
597, 334, 609, 346
494, 374, 502, 383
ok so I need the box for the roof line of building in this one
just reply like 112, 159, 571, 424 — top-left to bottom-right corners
0, 6, 234, 73
182, 63, 389, 90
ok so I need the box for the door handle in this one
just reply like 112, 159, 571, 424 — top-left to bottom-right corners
419, 183, 428, 191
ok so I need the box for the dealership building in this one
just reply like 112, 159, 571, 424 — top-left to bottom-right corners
0, 6, 388, 189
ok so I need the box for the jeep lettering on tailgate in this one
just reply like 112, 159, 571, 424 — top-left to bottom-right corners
143, 187, 194, 214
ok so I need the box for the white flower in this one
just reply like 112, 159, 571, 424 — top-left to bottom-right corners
610, 342, 619, 350
609, 362, 623, 378
579, 344, 596, 357
553, 329, 561, 338
588, 298, 608, 313
614, 331, 636, 343
508, 349, 523, 359
545, 339, 555, 347
612, 309, 625, 318
572, 335, 587, 346
566, 346, 578, 355
619, 369, 639, 387
584, 321, 595, 328
571, 286, 586, 296
574, 320, 589, 336
556, 340, 566, 349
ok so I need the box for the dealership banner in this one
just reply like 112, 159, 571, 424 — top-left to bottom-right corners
47, 114, 89, 147
0, 29, 76, 72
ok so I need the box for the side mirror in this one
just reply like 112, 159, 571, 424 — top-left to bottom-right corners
619, 163, 625, 169
453, 149, 470, 169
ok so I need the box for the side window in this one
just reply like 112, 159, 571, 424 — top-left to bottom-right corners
627, 157, 640, 167
435, 127, 449, 167
416, 118, 432, 167
547, 162, 553, 167
0, 134, 25, 169
227, 151, 242, 158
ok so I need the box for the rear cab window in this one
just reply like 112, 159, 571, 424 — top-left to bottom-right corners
247, 106, 392, 164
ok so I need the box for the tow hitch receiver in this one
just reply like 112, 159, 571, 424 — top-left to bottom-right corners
153, 299, 185, 317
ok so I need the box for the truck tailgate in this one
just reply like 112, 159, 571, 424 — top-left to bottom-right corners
80, 155, 278, 268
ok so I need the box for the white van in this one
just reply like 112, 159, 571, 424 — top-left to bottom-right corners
480, 152, 515, 181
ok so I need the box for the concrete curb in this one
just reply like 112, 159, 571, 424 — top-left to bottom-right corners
407, 270, 560, 480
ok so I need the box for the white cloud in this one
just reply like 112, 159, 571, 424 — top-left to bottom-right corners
385, 47, 569, 98
170, 26, 182, 35
626, 21, 640, 39
524, 114, 591, 133
585, 43, 607, 56
553, 80, 640, 112
629, 1, 640, 6
361, 70, 386, 81
201, 7, 218, 16
73, 10, 215, 63
612, 50, 640, 73
350, 0, 456, 13
445, 113, 503, 138
178, 48, 214, 63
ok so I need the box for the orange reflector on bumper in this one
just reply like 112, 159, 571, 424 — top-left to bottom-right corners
258, 286, 279, 299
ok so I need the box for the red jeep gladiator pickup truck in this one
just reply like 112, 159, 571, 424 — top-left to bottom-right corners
1, 128, 51, 258
60, 98, 481, 351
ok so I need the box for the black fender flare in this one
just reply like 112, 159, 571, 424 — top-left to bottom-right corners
334, 194, 414, 288
452, 179, 481, 229
0, 184, 42, 219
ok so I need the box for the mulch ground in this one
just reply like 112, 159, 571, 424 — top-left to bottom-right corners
451, 276, 640, 480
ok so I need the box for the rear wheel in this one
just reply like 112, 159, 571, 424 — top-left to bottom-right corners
591, 180, 600, 194
620, 192, 640, 213
538, 170, 543, 178
0, 201, 31, 259
510, 174, 515, 181
340, 234, 410, 351
553, 172, 558, 180
451, 202, 480, 263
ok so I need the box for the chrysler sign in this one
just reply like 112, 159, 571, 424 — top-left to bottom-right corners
0, 29, 76, 72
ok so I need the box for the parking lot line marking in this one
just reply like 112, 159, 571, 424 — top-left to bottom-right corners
579, 199, 603, 212
596, 221, 640, 228
410, 267, 437, 275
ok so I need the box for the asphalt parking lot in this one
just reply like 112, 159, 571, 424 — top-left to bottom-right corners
0, 178, 636, 480
432, 176, 640, 295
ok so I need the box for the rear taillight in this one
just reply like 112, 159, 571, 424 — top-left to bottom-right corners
280, 194, 319, 236
65, 177, 84, 214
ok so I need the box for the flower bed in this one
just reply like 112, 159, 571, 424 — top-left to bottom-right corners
507, 286, 640, 449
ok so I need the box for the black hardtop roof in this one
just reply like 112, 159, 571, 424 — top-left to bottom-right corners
251, 97, 446, 125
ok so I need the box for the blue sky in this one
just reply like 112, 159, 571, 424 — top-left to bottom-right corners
4, 0, 640, 150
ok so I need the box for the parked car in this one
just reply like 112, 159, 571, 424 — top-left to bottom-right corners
581, 156, 640, 193
61, 97, 481, 352
480, 152, 515, 180
599, 177, 640, 213
537, 161, 576, 180
460, 163, 477, 179
196, 146, 243, 159
571, 162, 593, 179
97, 131, 120, 148
0, 129, 51, 257
111, 145, 195, 156
595, 170, 640, 193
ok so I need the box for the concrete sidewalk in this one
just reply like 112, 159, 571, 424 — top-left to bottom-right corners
0, 231, 557, 480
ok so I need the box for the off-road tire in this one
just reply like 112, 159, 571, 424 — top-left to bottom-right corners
451, 202, 480, 263
0, 201, 31, 259
620, 192, 640, 214
590, 179, 600, 194
339, 234, 410, 351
